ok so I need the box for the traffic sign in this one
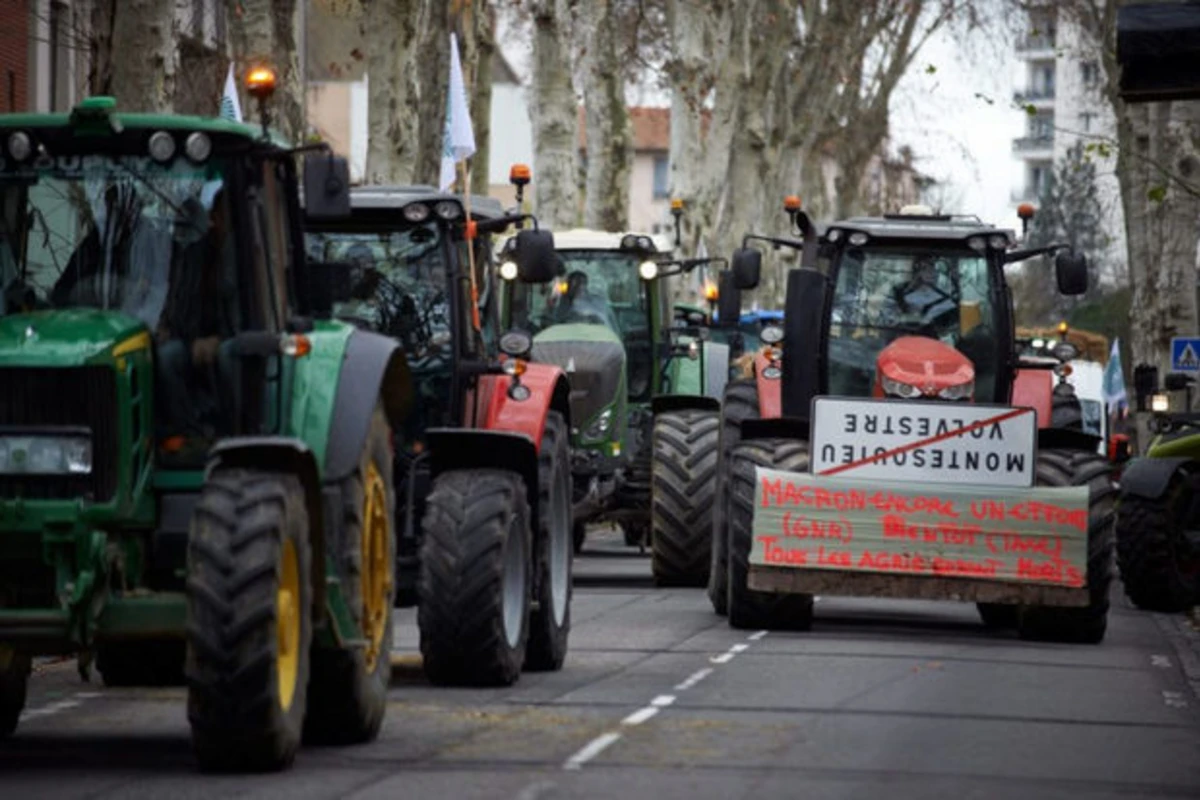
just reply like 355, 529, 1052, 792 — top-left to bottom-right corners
1171, 337, 1200, 372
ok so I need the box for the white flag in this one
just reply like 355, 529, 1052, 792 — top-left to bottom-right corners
439, 33, 476, 191
220, 64, 243, 122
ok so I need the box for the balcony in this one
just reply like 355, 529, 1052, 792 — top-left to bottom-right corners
1015, 33, 1056, 58
1012, 136, 1054, 157
1013, 87, 1056, 106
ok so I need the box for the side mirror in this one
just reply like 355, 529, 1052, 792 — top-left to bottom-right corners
512, 228, 558, 283
1164, 372, 1196, 391
308, 261, 354, 318
304, 153, 351, 220
1054, 249, 1088, 295
1133, 363, 1159, 410
731, 247, 761, 290
716, 270, 741, 329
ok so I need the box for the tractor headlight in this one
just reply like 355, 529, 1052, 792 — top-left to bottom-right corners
638, 260, 659, 280
434, 200, 462, 220
760, 324, 784, 345
938, 380, 974, 401
0, 434, 92, 475
184, 131, 212, 162
988, 234, 1009, 249
402, 202, 431, 222
6, 131, 32, 161
848, 231, 869, 246
583, 408, 614, 441
880, 375, 923, 399
148, 130, 176, 162
499, 260, 519, 281
1051, 340, 1079, 362
1151, 393, 1170, 413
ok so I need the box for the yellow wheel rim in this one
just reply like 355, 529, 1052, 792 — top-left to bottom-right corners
362, 461, 392, 673
276, 538, 301, 712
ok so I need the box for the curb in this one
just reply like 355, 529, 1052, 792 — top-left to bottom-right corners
1154, 606, 1200, 702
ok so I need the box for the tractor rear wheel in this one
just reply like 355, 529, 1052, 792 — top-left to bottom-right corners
727, 438, 815, 631
710, 380, 760, 615
304, 403, 395, 745
526, 411, 573, 671
1115, 475, 1200, 612
1016, 449, 1115, 644
186, 469, 313, 772
650, 409, 720, 586
419, 469, 532, 686
96, 641, 185, 687
0, 649, 29, 739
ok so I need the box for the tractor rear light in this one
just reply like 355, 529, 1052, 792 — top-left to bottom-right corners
880, 375, 922, 399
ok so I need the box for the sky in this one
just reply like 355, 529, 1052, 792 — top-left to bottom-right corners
496, 9, 1028, 232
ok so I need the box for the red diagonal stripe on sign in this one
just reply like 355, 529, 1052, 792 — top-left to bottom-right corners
817, 407, 1033, 477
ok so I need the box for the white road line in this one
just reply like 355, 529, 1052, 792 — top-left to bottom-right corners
1151, 655, 1173, 668
622, 706, 660, 726
563, 731, 622, 770
710, 652, 734, 664
674, 668, 713, 690
730, 643, 749, 653
748, 630, 768, 641
1163, 690, 1189, 709
19, 698, 81, 720
74, 691, 103, 699
650, 694, 675, 707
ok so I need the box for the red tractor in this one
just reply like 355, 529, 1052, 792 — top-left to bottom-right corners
712, 204, 1113, 643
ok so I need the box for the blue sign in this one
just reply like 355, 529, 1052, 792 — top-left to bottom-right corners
1171, 337, 1200, 372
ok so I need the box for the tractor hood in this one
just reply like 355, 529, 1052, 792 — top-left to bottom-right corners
0, 309, 147, 366
533, 323, 625, 431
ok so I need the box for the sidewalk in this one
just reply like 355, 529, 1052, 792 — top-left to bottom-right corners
1156, 605, 1200, 701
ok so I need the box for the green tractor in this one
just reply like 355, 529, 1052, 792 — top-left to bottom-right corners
0, 84, 502, 771
498, 220, 730, 586
301, 183, 577, 682
1115, 366, 1199, 612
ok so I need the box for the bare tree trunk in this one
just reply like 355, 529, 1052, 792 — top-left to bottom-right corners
361, 0, 421, 184
457, 1, 495, 195
87, 0, 116, 96
529, 0, 580, 228
109, 0, 177, 112
580, 0, 631, 231
227, 0, 305, 143
414, 0, 451, 186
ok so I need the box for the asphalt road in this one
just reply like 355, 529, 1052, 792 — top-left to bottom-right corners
4, 525, 1200, 799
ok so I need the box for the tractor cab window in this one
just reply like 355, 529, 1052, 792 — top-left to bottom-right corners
827, 245, 1000, 400
304, 223, 451, 367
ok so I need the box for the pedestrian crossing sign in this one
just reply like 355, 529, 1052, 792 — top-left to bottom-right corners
1171, 337, 1200, 372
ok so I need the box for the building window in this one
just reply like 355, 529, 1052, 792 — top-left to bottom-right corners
1030, 113, 1054, 139
1080, 60, 1099, 88
1029, 165, 1050, 199
652, 155, 669, 199
1079, 112, 1094, 132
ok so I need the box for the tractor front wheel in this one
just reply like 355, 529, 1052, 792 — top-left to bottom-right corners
1115, 475, 1200, 612
526, 411, 574, 671
727, 438, 815, 631
650, 409, 720, 586
710, 380, 761, 615
0, 648, 29, 739
419, 469, 532, 686
1016, 449, 1115, 644
186, 469, 313, 772
304, 403, 396, 745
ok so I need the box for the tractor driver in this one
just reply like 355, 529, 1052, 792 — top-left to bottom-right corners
154, 185, 239, 444
887, 254, 958, 336
555, 270, 617, 329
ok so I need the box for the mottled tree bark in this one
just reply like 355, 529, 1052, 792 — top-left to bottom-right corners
414, 0, 452, 186
580, 0, 632, 231
456, 0, 495, 195
529, 0, 580, 228
109, 0, 177, 112
361, 0, 421, 184
226, 0, 306, 143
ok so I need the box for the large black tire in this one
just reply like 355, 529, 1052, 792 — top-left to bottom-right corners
1115, 474, 1200, 612
727, 438, 815, 631
525, 411, 573, 671
418, 469, 532, 686
650, 409, 720, 586
0, 650, 30, 739
976, 603, 1018, 629
1016, 449, 1115, 644
1051, 386, 1083, 431
304, 404, 395, 745
186, 469, 313, 772
709, 380, 760, 615
96, 641, 185, 687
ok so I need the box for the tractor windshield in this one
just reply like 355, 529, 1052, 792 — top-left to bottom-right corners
303, 224, 452, 367
509, 250, 646, 337
827, 245, 1002, 400
0, 155, 232, 330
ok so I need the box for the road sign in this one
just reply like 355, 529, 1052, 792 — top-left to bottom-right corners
810, 397, 1037, 488
1171, 337, 1200, 372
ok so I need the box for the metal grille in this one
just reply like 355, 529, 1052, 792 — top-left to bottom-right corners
0, 366, 120, 501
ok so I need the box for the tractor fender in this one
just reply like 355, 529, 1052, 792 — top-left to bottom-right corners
324, 329, 413, 483
754, 350, 782, 419
652, 394, 720, 415
474, 363, 571, 452
205, 436, 328, 617
1118, 456, 1195, 501
426, 428, 540, 524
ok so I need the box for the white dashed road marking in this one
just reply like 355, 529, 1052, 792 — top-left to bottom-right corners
622, 706, 660, 726
748, 630, 768, 641
674, 668, 713, 691
1151, 654, 1173, 668
563, 732, 623, 770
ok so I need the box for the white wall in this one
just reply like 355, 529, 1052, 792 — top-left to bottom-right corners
488, 82, 534, 186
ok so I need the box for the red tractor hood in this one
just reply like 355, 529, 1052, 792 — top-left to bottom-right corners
876, 336, 974, 396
